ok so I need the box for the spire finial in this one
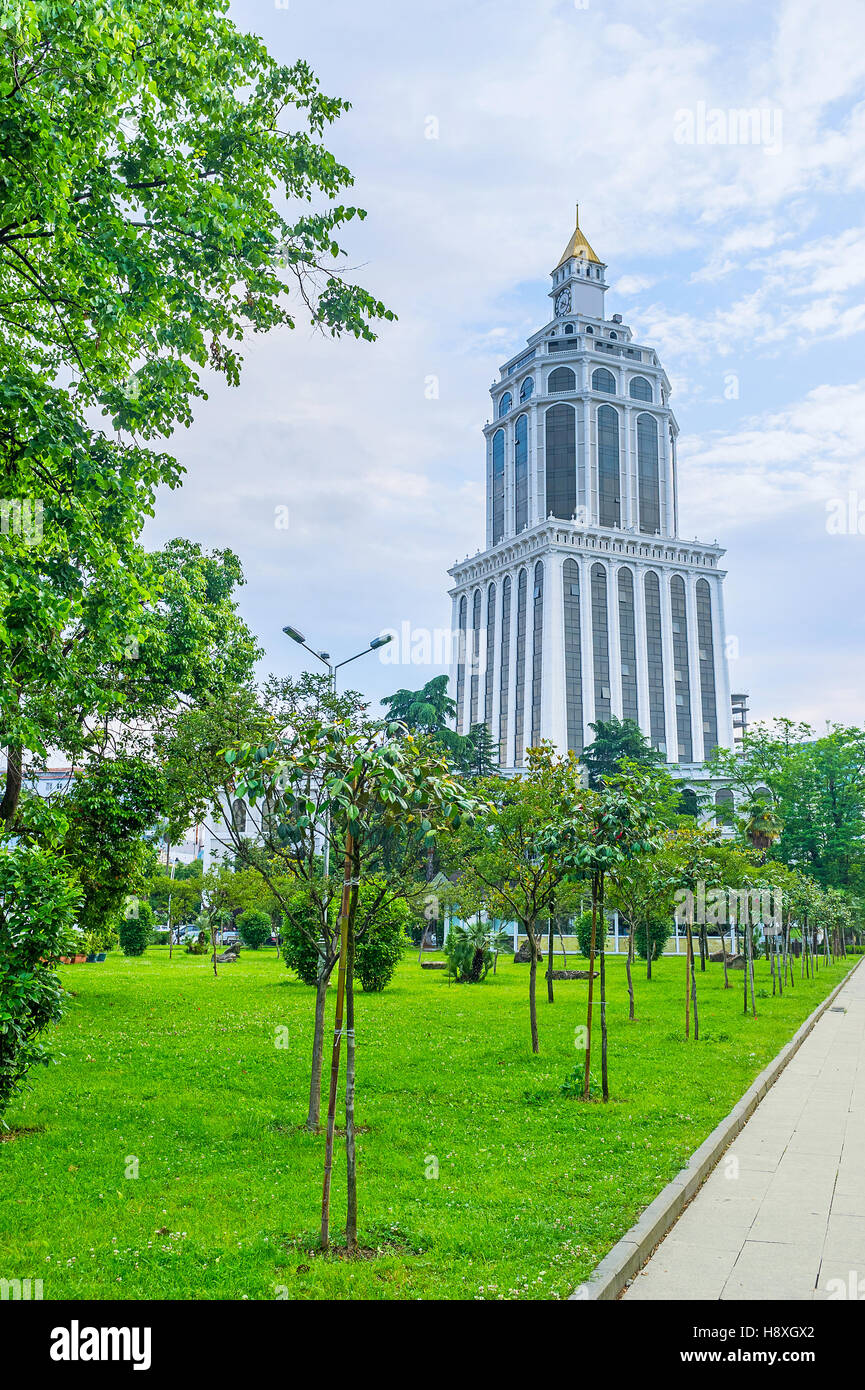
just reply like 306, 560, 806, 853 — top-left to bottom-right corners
575, 203, 579, 228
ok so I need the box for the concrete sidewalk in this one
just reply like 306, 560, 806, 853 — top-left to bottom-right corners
623, 961, 865, 1301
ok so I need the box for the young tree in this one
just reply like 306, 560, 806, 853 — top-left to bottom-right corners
581, 716, 665, 789
232, 720, 481, 1253
445, 745, 586, 1054
547, 764, 669, 1099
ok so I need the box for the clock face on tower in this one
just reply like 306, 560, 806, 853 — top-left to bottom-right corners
554, 287, 571, 316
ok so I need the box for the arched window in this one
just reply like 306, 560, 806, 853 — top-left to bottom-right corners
492, 429, 505, 545
618, 568, 638, 722
514, 414, 528, 533
597, 404, 620, 527
696, 579, 718, 755
519, 376, 534, 402
563, 559, 583, 752
637, 412, 660, 535
564, 323, 575, 334
514, 569, 528, 766
679, 787, 699, 818
592, 368, 616, 394
498, 392, 512, 418
548, 366, 575, 394
531, 562, 544, 750
670, 575, 692, 762
585, 325, 594, 334
453, 592, 467, 733
470, 588, 482, 728
545, 404, 576, 520
591, 563, 611, 722
644, 571, 666, 752
714, 787, 734, 826
484, 583, 496, 736
499, 576, 511, 764
629, 376, 653, 401
609, 331, 618, 341
231, 799, 247, 834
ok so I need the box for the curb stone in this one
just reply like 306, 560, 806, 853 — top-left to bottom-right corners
569, 956, 863, 1301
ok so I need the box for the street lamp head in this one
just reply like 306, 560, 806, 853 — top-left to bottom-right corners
317, 651, 331, 662
369, 634, 393, 650
282, 625, 306, 644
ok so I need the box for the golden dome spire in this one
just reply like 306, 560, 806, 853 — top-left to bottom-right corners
556, 203, 601, 267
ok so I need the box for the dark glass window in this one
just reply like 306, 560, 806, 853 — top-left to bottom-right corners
498, 391, 512, 418
519, 376, 534, 402
618, 568, 638, 722
548, 366, 575, 393
714, 787, 734, 826
531, 561, 544, 750
696, 578, 718, 756
544, 404, 576, 520
644, 571, 666, 753
564, 323, 574, 334
597, 404, 620, 527
492, 429, 505, 544
637, 412, 661, 535
514, 569, 528, 766
592, 367, 616, 394
484, 583, 496, 742
470, 588, 482, 728
514, 414, 528, 533
591, 563, 611, 723
455, 595, 468, 733
629, 376, 653, 401
563, 558, 583, 752
498, 576, 511, 764
671, 575, 692, 762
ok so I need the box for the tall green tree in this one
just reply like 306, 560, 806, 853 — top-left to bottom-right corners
0, 0, 392, 827
581, 716, 665, 789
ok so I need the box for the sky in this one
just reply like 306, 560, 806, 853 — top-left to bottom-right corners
144, 0, 865, 730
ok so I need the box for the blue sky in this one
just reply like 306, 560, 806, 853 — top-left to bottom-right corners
144, 0, 865, 728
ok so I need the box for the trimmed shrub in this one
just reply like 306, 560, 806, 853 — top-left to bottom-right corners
237, 908, 271, 950
119, 901, 153, 956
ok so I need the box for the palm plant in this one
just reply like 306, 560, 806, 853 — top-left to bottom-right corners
444, 918, 509, 983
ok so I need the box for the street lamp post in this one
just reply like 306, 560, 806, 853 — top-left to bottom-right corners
281, 626, 392, 880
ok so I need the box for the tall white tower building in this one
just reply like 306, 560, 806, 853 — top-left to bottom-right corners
448, 208, 734, 775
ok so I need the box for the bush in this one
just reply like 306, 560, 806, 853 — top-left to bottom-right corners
0, 846, 81, 1122
634, 918, 671, 962
186, 929, 209, 955
238, 908, 271, 950
576, 908, 609, 959
151, 929, 170, 946
356, 893, 412, 992
119, 901, 153, 956
282, 896, 326, 985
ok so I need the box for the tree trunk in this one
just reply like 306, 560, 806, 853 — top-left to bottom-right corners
306, 967, 330, 1131
320, 827, 355, 1251
685, 923, 692, 1038
625, 916, 635, 1021
720, 921, 730, 989
699, 923, 707, 972
747, 928, 756, 1016
0, 742, 23, 828
546, 919, 555, 1003
599, 875, 609, 1101
583, 874, 598, 1100
344, 889, 358, 1254
688, 924, 699, 1040
528, 924, 539, 1054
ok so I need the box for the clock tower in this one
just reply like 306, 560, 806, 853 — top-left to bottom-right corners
548, 205, 608, 320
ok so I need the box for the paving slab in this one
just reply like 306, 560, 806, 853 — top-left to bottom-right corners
622, 961, 865, 1301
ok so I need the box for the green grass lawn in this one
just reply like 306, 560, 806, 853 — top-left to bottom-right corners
0, 943, 853, 1300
